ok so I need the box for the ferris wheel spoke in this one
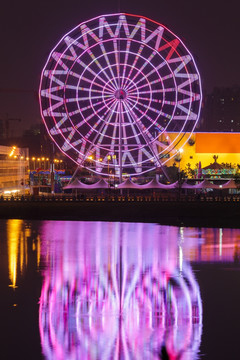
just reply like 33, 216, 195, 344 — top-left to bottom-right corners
77, 97, 113, 113
75, 98, 116, 133
76, 94, 112, 102
124, 102, 155, 148
121, 44, 144, 89
69, 86, 106, 95
127, 82, 150, 94
126, 99, 167, 140
131, 77, 161, 93
96, 102, 119, 147
128, 98, 172, 125
125, 56, 166, 94
126, 62, 168, 94
130, 110, 172, 150
99, 107, 121, 159
129, 61, 167, 91
118, 103, 129, 150
120, 40, 131, 88
122, 103, 143, 145
124, 103, 161, 164
126, 97, 158, 117
124, 50, 159, 91
43, 100, 64, 115
67, 109, 81, 118
134, 87, 175, 95
89, 87, 113, 96
79, 102, 119, 162
99, 43, 119, 89
76, 58, 115, 90
127, 94, 153, 104
70, 72, 115, 93
87, 47, 120, 88
77, 98, 116, 131
113, 39, 121, 86
128, 94, 164, 108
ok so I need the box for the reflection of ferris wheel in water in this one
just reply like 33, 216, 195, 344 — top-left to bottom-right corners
39, 13, 202, 178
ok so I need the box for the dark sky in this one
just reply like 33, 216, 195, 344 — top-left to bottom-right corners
0, 0, 239, 135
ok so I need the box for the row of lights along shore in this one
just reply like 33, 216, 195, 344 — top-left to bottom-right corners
9, 155, 63, 163
9, 147, 63, 163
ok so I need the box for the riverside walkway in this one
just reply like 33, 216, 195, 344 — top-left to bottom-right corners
1, 193, 240, 228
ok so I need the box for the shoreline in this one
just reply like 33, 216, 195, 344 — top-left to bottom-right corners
1, 199, 240, 228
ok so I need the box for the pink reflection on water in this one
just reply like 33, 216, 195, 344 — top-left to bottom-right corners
39, 222, 202, 360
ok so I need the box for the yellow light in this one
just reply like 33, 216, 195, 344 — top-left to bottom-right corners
46, 158, 49, 161
9, 146, 16, 157
32, 157, 35, 161
113, 155, 116, 159
54, 159, 57, 162
60, 160, 63, 163
4, 189, 20, 194
107, 155, 111, 160
7, 219, 23, 289
37, 158, 40, 161
99, 158, 103, 162
41, 157, 45, 161
14, 155, 17, 159
26, 157, 29, 161
88, 155, 93, 160
179, 148, 184, 153
20, 156, 24, 160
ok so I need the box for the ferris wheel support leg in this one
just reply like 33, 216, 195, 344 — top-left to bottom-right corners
159, 164, 171, 182
69, 166, 80, 184
119, 100, 123, 185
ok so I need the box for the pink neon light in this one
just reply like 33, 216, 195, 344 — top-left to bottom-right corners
39, 13, 202, 175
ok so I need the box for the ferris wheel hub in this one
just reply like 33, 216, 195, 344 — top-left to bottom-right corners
115, 89, 127, 100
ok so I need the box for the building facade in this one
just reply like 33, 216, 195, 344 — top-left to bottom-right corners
166, 132, 240, 176
0, 145, 29, 194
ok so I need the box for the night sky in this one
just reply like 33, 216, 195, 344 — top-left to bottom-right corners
1, 0, 239, 135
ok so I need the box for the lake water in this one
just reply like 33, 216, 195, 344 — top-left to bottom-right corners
1, 220, 240, 360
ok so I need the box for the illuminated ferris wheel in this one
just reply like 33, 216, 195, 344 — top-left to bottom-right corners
39, 13, 202, 178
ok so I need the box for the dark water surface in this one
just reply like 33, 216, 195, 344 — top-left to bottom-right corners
0, 220, 240, 359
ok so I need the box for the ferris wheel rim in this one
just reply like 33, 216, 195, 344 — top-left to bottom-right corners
39, 13, 202, 176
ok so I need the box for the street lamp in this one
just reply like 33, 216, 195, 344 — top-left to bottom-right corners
107, 155, 111, 187
32, 157, 36, 170
113, 154, 116, 187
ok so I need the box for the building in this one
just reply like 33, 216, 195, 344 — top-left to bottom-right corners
0, 145, 29, 194
200, 87, 240, 132
166, 132, 240, 177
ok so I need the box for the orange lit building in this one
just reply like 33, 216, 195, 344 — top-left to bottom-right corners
167, 133, 240, 173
